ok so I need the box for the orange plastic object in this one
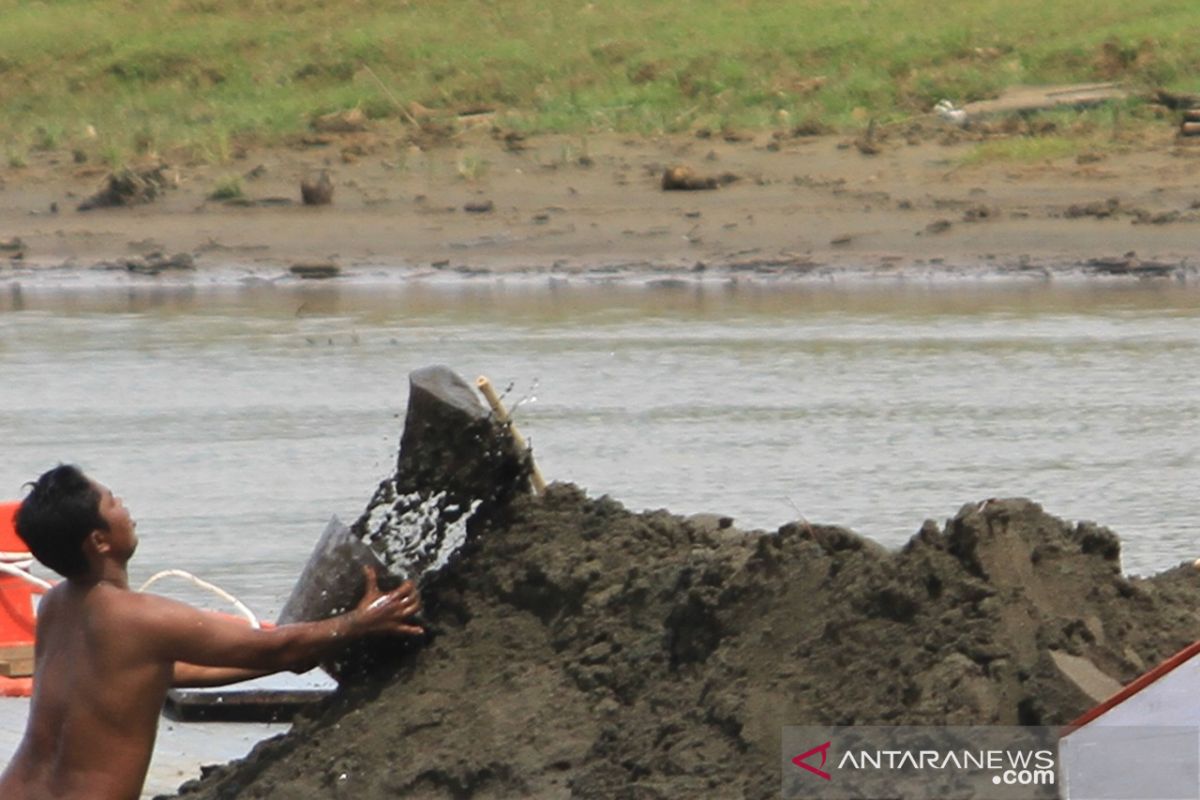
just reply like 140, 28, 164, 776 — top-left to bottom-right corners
0, 501, 38, 648
0, 500, 22, 552
0, 580, 37, 648
0, 501, 36, 696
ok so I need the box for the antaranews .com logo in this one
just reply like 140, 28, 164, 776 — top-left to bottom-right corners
782, 725, 1200, 800
791, 738, 1054, 787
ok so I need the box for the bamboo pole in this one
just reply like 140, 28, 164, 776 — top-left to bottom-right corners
476, 376, 547, 495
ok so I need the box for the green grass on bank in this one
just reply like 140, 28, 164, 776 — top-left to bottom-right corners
1, 0, 1199, 165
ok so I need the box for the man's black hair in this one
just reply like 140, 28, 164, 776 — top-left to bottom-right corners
15, 464, 107, 578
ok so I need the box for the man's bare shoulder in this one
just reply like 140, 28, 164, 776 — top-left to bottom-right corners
73, 582, 200, 636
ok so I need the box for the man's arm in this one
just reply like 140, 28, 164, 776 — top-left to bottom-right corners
173, 623, 291, 687
172, 664, 274, 688
127, 569, 422, 675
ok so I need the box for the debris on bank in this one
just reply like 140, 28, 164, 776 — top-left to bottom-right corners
960, 83, 1128, 119
300, 170, 334, 206
92, 251, 195, 275
311, 108, 370, 135
289, 261, 341, 280
0, 237, 25, 261
1179, 107, 1200, 139
77, 162, 174, 211
661, 164, 738, 191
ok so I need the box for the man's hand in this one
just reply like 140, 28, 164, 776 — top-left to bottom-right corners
354, 566, 424, 637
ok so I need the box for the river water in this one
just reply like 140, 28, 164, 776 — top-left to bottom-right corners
1, 275, 1198, 618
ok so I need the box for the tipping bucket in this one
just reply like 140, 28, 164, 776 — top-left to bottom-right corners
278, 515, 388, 626
278, 515, 405, 682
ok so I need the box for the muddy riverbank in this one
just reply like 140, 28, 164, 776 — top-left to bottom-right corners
4, 129, 1200, 282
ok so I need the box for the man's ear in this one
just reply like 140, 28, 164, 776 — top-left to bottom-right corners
85, 528, 110, 557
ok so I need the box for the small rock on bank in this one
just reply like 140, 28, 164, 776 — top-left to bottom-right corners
300, 170, 334, 206
77, 163, 174, 211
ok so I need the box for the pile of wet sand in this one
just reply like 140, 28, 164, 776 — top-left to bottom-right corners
171, 486, 1200, 799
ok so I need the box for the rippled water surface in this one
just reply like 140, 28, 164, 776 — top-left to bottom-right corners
2, 278, 1198, 616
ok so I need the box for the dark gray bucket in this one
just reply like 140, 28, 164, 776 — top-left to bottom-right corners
277, 516, 418, 682
277, 515, 388, 625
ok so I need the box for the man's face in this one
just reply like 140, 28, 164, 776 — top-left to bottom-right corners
92, 480, 138, 559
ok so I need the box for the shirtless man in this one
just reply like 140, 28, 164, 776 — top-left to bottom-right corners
0, 464, 424, 800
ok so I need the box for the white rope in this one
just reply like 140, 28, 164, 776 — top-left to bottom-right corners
0, 550, 35, 575
0, 560, 53, 592
0, 548, 258, 628
138, 569, 260, 629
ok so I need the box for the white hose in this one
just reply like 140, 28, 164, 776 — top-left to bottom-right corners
0, 560, 53, 592
138, 569, 260, 629
0, 551, 258, 628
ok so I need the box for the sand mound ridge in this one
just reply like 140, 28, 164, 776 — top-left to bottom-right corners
173, 488, 1200, 799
